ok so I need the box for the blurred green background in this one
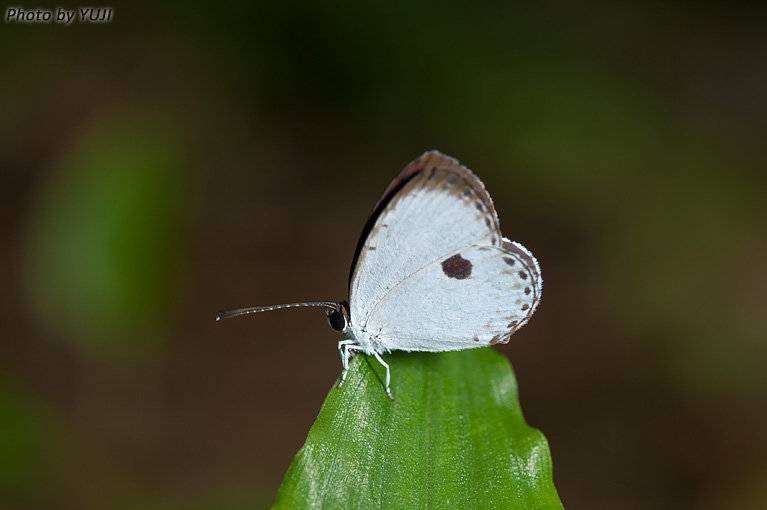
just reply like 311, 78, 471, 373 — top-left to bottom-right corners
1, 1, 766, 509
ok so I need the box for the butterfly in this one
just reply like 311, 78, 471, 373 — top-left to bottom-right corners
217, 151, 542, 400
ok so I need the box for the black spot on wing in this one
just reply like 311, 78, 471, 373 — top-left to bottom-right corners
441, 254, 472, 279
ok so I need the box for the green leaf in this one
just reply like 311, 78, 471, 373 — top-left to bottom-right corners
272, 348, 563, 509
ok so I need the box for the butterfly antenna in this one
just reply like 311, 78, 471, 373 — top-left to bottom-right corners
216, 301, 340, 321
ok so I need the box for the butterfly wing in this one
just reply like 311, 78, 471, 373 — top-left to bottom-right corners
349, 151, 503, 325
349, 151, 542, 349
363, 240, 541, 351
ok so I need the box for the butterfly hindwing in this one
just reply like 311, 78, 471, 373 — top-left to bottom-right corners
362, 241, 541, 352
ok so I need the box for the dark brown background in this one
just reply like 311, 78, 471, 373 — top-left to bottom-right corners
1, 1, 766, 509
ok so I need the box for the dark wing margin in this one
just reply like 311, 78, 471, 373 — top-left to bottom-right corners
347, 152, 431, 289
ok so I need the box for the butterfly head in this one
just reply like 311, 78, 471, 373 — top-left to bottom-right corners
326, 300, 351, 333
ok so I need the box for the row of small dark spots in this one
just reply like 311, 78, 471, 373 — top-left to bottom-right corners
524, 286, 531, 295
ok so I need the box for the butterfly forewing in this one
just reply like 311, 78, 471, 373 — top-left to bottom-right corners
363, 241, 541, 352
349, 152, 503, 325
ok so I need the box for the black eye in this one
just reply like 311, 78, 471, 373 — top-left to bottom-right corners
326, 309, 346, 332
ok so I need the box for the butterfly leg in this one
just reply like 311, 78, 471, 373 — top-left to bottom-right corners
337, 339, 358, 389
372, 351, 394, 401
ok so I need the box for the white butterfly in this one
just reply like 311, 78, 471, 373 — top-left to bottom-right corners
217, 151, 542, 400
